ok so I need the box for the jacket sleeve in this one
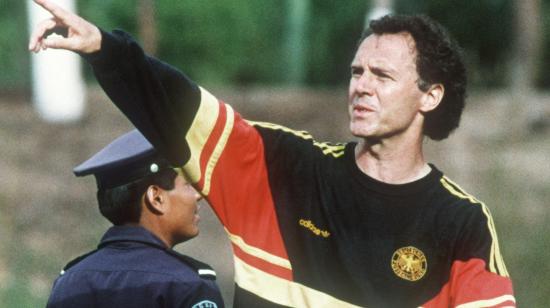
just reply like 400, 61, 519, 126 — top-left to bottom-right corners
423, 204, 515, 308
83, 29, 201, 166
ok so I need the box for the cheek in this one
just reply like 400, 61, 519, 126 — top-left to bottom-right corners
381, 83, 416, 105
348, 77, 363, 96
348, 86, 353, 101
181, 191, 197, 212
376, 81, 399, 97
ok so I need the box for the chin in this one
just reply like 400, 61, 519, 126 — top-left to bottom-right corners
349, 126, 374, 138
350, 121, 369, 135
176, 231, 199, 243
188, 229, 200, 239
350, 119, 386, 139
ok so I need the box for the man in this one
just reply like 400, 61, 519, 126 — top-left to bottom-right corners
46, 129, 224, 308
30, 0, 515, 306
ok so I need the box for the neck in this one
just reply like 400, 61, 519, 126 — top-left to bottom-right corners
138, 218, 174, 248
354, 132, 430, 184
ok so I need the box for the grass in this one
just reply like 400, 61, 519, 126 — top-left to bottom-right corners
476, 138, 550, 307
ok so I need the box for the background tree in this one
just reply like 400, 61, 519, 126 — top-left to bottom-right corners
511, 0, 542, 91
2, 0, 549, 90
137, 0, 157, 55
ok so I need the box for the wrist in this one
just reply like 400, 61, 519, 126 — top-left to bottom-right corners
86, 26, 102, 53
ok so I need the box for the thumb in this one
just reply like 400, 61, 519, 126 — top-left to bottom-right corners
42, 35, 76, 51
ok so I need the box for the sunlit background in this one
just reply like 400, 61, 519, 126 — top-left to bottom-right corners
1, 0, 549, 306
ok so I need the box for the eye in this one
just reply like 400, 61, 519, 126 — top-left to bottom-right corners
351, 66, 364, 76
371, 68, 393, 81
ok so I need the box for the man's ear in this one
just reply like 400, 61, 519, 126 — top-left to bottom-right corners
420, 83, 444, 113
144, 185, 167, 214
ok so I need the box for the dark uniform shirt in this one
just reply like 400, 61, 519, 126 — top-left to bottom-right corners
46, 226, 224, 308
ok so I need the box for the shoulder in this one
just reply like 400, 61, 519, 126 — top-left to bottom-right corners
49, 249, 222, 302
436, 175, 489, 212
60, 245, 215, 282
249, 120, 347, 159
134, 247, 218, 284
431, 175, 496, 236
165, 250, 218, 281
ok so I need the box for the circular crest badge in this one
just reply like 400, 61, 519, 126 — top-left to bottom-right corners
391, 246, 427, 281
192, 300, 218, 308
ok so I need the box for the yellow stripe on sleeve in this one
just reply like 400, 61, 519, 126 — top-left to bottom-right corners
183, 87, 220, 184
201, 105, 234, 196
440, 177, 509, 277
233, 256, 362, 308
226, 228, 291, 269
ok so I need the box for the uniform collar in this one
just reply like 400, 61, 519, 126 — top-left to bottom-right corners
100, 225, 168, 249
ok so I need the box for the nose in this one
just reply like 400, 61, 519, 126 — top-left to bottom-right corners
192, 186, 203, 201
353, 72, 375, 97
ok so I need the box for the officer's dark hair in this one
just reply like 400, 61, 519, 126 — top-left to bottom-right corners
97, 168, 178, 225
360, 14, 467, 140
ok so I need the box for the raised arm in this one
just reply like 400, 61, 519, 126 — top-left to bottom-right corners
81, 29, 201, 166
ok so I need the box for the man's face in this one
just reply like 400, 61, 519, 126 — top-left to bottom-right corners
348, 33, 426, 140
165, 174, 202, 243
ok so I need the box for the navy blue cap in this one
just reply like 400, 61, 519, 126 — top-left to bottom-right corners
74, 129, 172, 189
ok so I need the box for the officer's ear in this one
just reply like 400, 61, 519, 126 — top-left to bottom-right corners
144, 185, 168, 214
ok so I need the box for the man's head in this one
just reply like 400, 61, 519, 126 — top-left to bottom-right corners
349, 14, 466, 141
74, 130, 202, 247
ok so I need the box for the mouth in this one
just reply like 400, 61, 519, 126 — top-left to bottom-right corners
351, 104, 375, 116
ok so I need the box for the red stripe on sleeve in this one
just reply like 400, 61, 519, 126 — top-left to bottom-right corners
196, 101, 227, 191
422, 258, 515, 307
206, 110, 291, 261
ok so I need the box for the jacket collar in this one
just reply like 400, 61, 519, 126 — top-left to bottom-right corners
99, 225, 168, 249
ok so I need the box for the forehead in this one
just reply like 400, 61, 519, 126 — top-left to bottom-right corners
352, 33, 417, 68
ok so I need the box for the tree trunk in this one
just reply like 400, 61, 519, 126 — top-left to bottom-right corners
508, 0, 544, 132
27, 0, 85, 122
511, 0, 542, 91
137, 0, 157, 56
366, 0, 393, 28
284, 0, 310, 85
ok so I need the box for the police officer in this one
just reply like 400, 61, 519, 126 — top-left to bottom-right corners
46, 129, 224, 308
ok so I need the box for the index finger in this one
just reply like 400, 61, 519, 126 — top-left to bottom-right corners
33, 0, 74, 24
28, 18, 57, 52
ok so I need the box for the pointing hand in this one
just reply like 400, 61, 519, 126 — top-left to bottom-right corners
28, 0, 102, 54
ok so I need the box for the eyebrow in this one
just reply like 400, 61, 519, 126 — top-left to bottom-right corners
350, 60, 398, 74
369, 63, 397, 76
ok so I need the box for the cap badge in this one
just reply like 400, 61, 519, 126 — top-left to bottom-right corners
150, 163, 159, 173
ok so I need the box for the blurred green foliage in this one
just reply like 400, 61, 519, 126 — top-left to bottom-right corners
156, 1, 287, 85
306, 1, 370, 85
6, 0, 550, 90
80, 0, 137, 32
0, 1, 30, 92
538, 0, 550, 88
396, 0, 514, 88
